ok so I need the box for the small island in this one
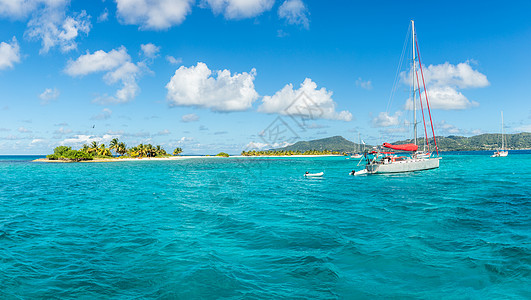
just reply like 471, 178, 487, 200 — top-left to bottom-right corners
36, 138, 185, 162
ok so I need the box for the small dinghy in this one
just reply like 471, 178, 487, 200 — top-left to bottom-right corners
304, 172, 324, 177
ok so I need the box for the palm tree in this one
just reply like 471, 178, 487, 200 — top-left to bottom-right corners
173, 147, 183, 156
109, 138, 119, 155
81, 144, 90, 153
88, 141, 99, 154
116, 142, 127, 156
97, 144, 111, 157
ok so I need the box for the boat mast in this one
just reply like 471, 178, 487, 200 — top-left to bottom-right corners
501, 111, 504, 151
411, 20, 417, 146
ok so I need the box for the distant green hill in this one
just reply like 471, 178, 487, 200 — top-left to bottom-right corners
274, 136, 368, 153
274, 133, 531, 152
392, 132, 531, 151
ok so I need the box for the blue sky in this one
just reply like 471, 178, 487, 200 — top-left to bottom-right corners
0, 0, 530, 154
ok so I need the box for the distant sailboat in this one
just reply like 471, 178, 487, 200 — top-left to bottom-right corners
351, 133, 363, 158
360, 20, 441, 174
491, 111, 508, 157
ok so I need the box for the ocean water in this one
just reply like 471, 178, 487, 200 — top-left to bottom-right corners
1, 152, 530, 298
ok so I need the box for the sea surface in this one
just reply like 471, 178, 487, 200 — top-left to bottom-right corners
1, 152, 530, 298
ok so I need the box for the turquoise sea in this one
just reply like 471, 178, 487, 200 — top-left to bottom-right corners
1, 152, 530, 298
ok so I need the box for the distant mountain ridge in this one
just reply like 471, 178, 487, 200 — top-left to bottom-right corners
274, 133, 531, 152
274, 136, 367, 153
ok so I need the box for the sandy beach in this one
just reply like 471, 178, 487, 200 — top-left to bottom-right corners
33, 154, 344, 163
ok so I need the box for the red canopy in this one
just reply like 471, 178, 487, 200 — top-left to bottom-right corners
383, 143, 418, 152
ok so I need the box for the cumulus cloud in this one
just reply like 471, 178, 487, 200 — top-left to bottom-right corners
115, 0, 193, 30
420, 61, 489, 89
166, 55, 182, 65
258, 78, 352, 121
39, 87, 60, 104
23, 2, 91, 54
65, 47, 129, 76
65, 47, 142, 103
202, 0, 274, 19
405, 86, 479, 110
402, 61, 488, 110
60, 134, 118, 147
140, 43, 160, 59
371, 111, 402, 127
166, 62, 259, 112
278, 0, 309, 29
181, 113, 199, 122
0, 37, 21, 70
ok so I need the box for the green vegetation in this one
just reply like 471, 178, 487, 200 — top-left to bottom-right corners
47, 146, 93, 162
274, 136, 366, 153
45, 139, 174, 161
393, 132, 531, 151
241, 149, 342, 156
216, 152, 230, 157
173, 147, 183, 156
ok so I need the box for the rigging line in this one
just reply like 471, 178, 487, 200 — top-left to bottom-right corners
415, 58, 430, 151
385, 22, 411, 114
415, 36, 438, 155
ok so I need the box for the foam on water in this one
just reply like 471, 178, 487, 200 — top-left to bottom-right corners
0, 152, 530, 298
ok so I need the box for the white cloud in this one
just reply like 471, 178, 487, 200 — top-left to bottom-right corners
166, 62, 258, 112
166, 55, 182, 65
0, 37, 21, 70
203, 0, 274, 19
115, 0, 193, 30
245, 140, 292, 150
65, 47, 130, 76
91, 108, 112, 120
181, 113, 199, 122
177, 136, 194, 144
157, 129, 171, 135
60, 134, 118, 147
30, 138, 45, 145
258, 78, 352, 121
405, 86, 479, 110
39, 87, 60, 103
401, 61, 488, 110
97, 8, 108, 22
355, 77, 372, 90
53, 127, 72, 135
65, 47, 143, 103
420, 61, 489, 89
18, 126, 32, 133
371, 111, 402, 127
25, 4, 91, 54
140, 43, 160, 59
278, 0, 309, 29
1, 1, 90, 53
515, 124, 531, 133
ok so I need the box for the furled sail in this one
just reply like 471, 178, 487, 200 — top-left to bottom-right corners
382, 143, 418, 152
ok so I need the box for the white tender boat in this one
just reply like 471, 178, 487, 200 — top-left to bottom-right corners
304, 172, 324, 177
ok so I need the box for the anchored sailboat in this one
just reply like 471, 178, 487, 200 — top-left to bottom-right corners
491, 111, 508, 157
351, 133, 363, 158
360, 20, 441, 174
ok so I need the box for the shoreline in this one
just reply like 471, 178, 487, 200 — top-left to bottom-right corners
33, 154, 344, 163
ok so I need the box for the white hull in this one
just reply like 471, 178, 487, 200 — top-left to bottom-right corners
305, 172, 324, 177
491, 151, 508, 157
366, 157, 440, 174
